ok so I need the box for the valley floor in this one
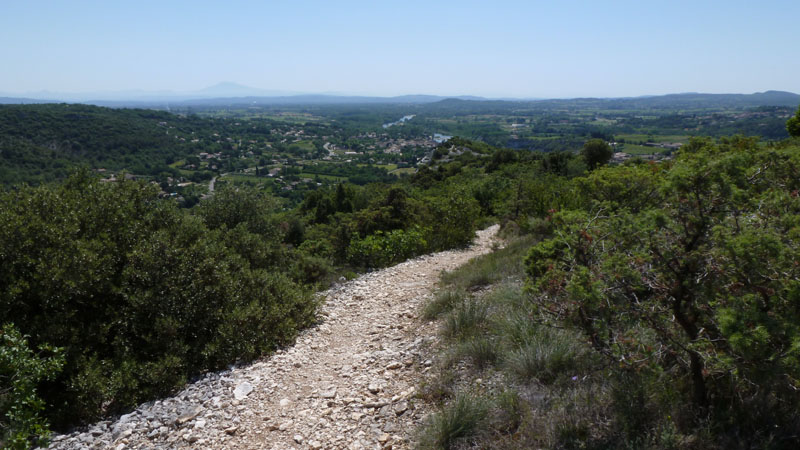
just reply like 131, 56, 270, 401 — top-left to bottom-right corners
46, 226, 499, 450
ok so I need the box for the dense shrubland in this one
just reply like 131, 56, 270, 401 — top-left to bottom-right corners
0, 174, 316, 433
419, 133, 800, 448
3, 103, 800, 448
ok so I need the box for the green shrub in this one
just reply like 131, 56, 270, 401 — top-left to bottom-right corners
346, 226, 429, 268
291, 253, 333, 284
1, 324, 64, 449
426, 191, 481, 251
0, 176, 316, 429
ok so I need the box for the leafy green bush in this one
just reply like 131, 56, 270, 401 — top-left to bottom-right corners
1, 324, 64, 449
290, 253, 333, 284
346, 226, 428, 268
426, 190, 481, 251
787, 105, 800, 137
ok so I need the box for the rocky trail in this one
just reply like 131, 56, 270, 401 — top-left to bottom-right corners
47, 225, 499, 450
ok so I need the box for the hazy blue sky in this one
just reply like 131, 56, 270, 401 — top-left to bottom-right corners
1, 0, 797, 98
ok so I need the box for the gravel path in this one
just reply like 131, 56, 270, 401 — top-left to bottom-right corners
47, 225, 499, 450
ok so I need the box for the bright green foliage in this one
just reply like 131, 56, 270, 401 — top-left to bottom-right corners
425, 189, 481, 251
346, 226, 428, 267
575, 162, 662, 212
788, 105, 800, 137
1, 324, 64, 449
581, 138, 613, 169
526, 137, 800, 435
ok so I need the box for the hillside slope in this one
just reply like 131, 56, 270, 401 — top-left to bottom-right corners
0, 104, 191, 184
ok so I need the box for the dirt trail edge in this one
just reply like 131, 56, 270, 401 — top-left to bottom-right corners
47, 225, 499, 450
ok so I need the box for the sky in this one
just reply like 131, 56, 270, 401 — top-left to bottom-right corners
1, 0, 797, 98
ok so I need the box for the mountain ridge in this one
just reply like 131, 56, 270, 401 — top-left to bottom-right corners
1, 84, 797, 108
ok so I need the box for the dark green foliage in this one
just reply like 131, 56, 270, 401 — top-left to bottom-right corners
420, 135, 800, 448
197, 185, 280, 236
0, 325, 64, 449
581, 138, 613, 169
485, 148, 518, 172
425, 190, 481, 251
0, 174, 314, 429
0, 105, 191, 185
788, 105, 800, 137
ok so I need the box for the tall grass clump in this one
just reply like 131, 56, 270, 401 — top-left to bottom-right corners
505, 328, 588, 384
456, 337, 498, 370
417, 394, 489, 449
422, 289, 465, 320
442, 300, 488, 340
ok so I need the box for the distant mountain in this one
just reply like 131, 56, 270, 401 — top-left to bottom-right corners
162, 93, 487, 107
190, 82, 298, 98
0, 97, 55, 104
0, 87, 796, 109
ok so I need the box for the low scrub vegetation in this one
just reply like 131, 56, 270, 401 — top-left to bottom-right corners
418, 134, 800, 449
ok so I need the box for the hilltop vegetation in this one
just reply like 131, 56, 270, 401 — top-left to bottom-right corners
1, 99, 800, 448
0, 105, 193, 185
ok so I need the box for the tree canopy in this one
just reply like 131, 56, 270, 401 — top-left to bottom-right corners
581, 138, 613, 169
